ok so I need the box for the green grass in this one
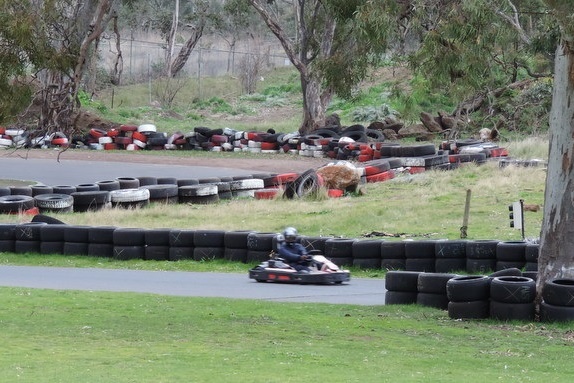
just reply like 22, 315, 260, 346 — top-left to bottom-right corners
0, 287, 572, 382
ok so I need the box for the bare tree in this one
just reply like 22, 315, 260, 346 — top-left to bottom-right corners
248, 0, 393, 134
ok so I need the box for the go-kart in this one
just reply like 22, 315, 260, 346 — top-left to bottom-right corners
249, 251, 351, 285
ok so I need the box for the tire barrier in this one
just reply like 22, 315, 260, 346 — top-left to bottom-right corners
5, 219, 574, 323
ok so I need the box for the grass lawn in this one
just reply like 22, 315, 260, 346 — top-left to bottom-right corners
1, 287, 572, 382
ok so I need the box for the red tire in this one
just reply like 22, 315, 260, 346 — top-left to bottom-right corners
254, 188, 281, 200
328, 189, 344, 198
366, 170, 394, 183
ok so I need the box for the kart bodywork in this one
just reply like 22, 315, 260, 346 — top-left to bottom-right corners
248, 255, 351, 284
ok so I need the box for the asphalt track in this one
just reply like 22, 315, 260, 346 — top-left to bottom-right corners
0, 266, 386, 305
1, 157, 255, 185
1, 157, 388, 305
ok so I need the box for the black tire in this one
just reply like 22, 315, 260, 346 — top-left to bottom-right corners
435, 240, 467, 259
352, 258, 382, 269
31, 185, 54, 196
448, 300, 490, 319
417, 292, 449, 310
168, 246, 194, 261
113, 228, 146, 246
116, 177, 140, 189
380, 241, 406, 259
404, 240, 437, 259
96, 180, 121, 191
157, 177, 178, 185
88, 226, 117, 244
446, 275, 491, 302
466, 259, 496, 274
524, 243, 539, 263
71, 190, 110, 205
75, 183, 100, 192
145, 229, 172, 246
496, 241, 526, 261
300, 236, 332, 253
137, 176, 158, 186
193, 246, 224, 261
88, 243, 114, 258
224, 247, 248, 263
0, 224, 16, 240
15, 222, 47, 241
405, 258, 435, 272
385, 270, 421, 292
52, 185, 76, 195
324, 238, 355, 259
489, 300, 535, 321
14, 240, 41, 253
31, 214, 66, 225
113, 245, 145, 260
194, 230, 225, 248
352, 239, 383, 259
40, 241, 64, 255
0, 239, 14, 252
466, 240, 499, 259
63, 242, 89, 256
169, 229, 195, 247
141, 184, 178, 199
385, 291, 417, 305
247, 232, 276, 252
39, 224, 67, 242
145, 245, 170, 261
177, 178, 200, 187
9, 186, 33, 196
64, 225, 90, 243
381, 258, 406, 271
0, 195, 35, 213
490, 276, 536, 304
246, 249, 272, 263
540, 301, 574, 322
224, 231, 253, 249
542, 278, 574, 306
417, 272, 458, 294
435, 258, 467, 273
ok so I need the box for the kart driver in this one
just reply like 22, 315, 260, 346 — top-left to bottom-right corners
277, 227, 312, 273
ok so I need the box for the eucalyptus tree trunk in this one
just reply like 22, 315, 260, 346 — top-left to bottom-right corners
537, 2, 574, 296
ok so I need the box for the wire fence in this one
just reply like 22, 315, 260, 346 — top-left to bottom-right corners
100, 37, 291, 84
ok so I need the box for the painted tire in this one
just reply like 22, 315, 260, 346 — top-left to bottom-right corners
34, 194, 74, 210
490, 276, 536, 304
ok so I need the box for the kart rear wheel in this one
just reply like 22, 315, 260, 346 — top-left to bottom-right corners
256, 279, 267, 283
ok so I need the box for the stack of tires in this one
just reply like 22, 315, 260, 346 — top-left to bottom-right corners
435, 240, 467, 273
14, 222, 46, 253
495, 241, 526, 271
324, 238, 355, 267
466, 240, 498, 274
446, 275, 491, 319
416, 272, 459, 310
193, 230, 225, 261
540, 278, 574, 322
404, 240, 436, 272
144, 228, 172, 261
246, 232, 276, 263
113, 228, 146, 260
385, 270, 421, 305
489, 276, 536, 321
380, 241, 406, 271
223, 231, 252, 263
168, 229, 195, 261
352, 239, 382, 269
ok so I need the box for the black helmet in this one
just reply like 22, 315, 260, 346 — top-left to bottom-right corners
283, 227, 298, 243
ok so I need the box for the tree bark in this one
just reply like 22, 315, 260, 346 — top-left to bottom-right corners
170, 25, 204, 77
537, 40, 574, 295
